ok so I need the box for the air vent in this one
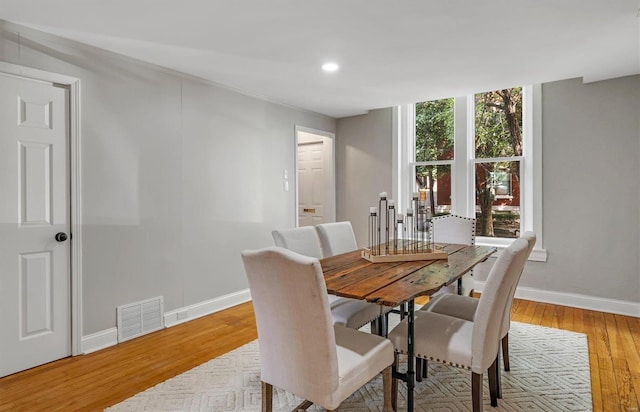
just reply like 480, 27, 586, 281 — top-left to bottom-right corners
117, 296, 164, 343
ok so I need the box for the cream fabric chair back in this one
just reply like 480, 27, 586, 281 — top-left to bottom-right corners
241, 247, 339, 397
471, 237, 529, 373
316, 221, 358, 257
500, 231, 536, 337
432, 215, 476, 295
432, 214, 475, 245
271, 226, 323, 259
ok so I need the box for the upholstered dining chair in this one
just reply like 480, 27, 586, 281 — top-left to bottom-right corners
418, 232, 536, 395
241, 247, 395, 412
272, 226, 384, 331
415, 214, 476, 381
431, 214, 476, 296
315, 221, 359, 257
315, 221, 392, 333
388, 237, 530, 412
271, 226, 323, 259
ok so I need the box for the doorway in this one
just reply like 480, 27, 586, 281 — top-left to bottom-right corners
295, 126, 336, 227
0, 63, 81, 377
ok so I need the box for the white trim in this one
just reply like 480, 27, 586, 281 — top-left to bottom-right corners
0, 62, 83, 356
395, 104, 414, 214
531, 84, 543, 248
478, 238, 548, 262
294, 125, 336, 226
474, 281, 640, 317
472, 156, 524, 164
453, 96, 470, 217
391, 106, 400, 207
164, 289, 252, 327
80, 290, 252, 354
81, 328, 118, 354
0, 62, 79, 85
69, 76, 83, 357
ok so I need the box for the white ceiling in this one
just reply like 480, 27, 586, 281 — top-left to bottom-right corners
2, 0, 639, 118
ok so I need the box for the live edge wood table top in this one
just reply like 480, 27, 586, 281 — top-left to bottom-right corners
320, 243, 496, 412
320, 243, 497, 308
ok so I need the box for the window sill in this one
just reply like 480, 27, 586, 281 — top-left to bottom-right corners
476, 239, 547, 262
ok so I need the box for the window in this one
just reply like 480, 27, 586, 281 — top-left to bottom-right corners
396, 85, 543, 256
473, 88, 523, 239
414, 98, 454, 216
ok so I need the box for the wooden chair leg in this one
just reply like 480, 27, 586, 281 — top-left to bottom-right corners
472, 372, 483, 412
502, 334, 510, 371
416, 358, 428, 381
488, 358, 498, 407
495, 351, 502, 399
382, 365, 394, 411
293, 400, 313, 410
391, 354, 399, 411
261, 381, 273, 412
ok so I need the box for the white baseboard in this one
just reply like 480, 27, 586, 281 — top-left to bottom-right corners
164, 289, 252, 327
81, 327, 118, 354
80, 289, 252, 354
474, 281, 640, 317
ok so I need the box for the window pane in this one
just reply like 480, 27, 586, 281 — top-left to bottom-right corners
475, 88, 523, 158
415, 164, 452, 217
475, 161, 520, 238
415, 98, 454, 161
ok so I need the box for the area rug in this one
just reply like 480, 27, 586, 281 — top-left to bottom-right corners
106, 322, 592, 411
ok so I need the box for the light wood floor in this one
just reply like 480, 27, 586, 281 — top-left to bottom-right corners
0, 298, 638, 412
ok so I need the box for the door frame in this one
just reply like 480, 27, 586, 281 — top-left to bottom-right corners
294, 125, 336, 227
0, 61, 83, 356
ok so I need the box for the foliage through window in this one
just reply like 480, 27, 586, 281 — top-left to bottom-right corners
414, 98, 454, 218
412, 87, 525, 239
473, 88, 523, 238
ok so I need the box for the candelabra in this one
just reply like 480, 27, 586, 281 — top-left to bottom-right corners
362, 191, 447, 263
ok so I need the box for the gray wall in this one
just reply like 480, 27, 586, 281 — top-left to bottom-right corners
523, 76, 639, 302
0, 21, 336, 334
336, 108, 393, 247
337, 76, 640, 305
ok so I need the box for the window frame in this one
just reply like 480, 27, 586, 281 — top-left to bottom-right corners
394, 84, 546, 261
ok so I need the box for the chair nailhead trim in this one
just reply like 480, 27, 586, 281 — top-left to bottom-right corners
395, 350, 471, 370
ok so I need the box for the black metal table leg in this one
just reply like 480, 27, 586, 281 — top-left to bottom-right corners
407, 299, 415, 412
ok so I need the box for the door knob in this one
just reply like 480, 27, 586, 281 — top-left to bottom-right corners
55, 232, 68, 242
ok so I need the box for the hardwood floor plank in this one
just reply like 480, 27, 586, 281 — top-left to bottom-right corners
573, 306, 585, 333
539, 303, 555, 327
551, 304, 563, 329
593, 311, 613, 360
561, 306, 576, 332
588, 351, 603, 412
530, 302, 546, 325
616, 315, 640, 408
0, 298, 637, 412
599, 356, 620, 412
605, 313, 624, 361
612, 357, 637, 412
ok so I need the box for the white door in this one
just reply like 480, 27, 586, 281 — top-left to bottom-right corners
0, 73, 71, 377
297, 139, 326, 226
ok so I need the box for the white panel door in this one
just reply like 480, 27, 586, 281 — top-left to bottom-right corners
0, 73, 71, 377
297, 141, 326, 227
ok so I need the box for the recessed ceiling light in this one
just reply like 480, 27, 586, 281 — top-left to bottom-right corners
322, 62, 339, 72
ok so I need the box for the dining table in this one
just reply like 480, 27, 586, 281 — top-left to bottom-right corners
319, 243, 497, 412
